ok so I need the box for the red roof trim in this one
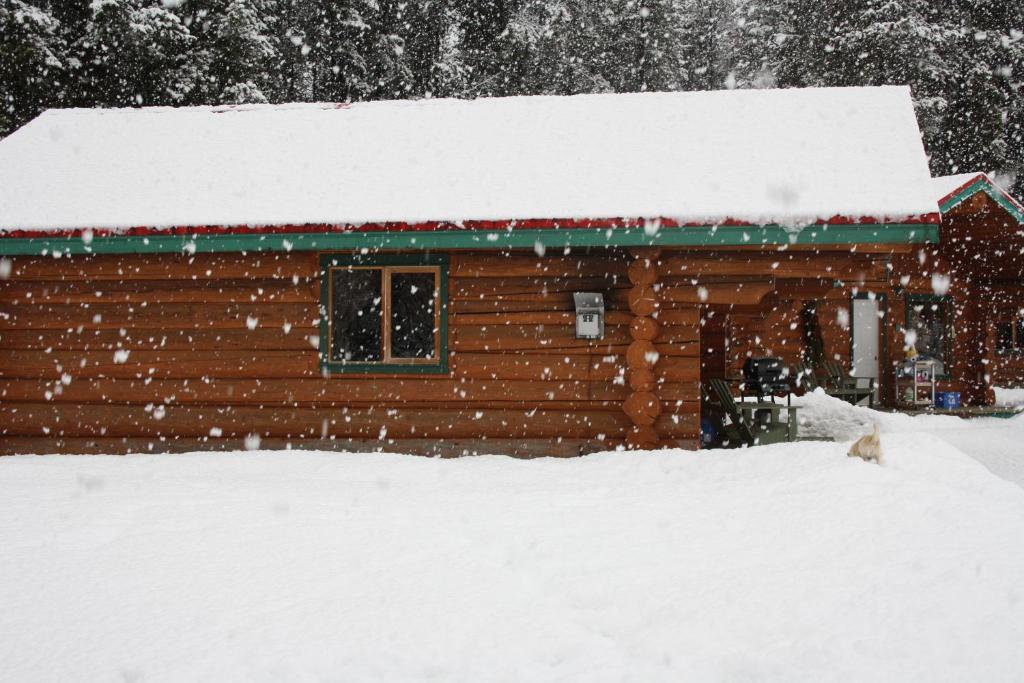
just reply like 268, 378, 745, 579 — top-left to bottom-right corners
937, 173, 988, 207
939, 173, 1024, 215
0, 213, 942, 240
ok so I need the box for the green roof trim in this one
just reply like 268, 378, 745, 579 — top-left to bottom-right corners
0, 223, 938, 256
940, 177, 1024, 225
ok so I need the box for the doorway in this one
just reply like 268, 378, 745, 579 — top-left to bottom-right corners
851, 294, 886, 401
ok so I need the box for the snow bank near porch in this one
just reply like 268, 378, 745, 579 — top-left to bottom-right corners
2, 438, 1024, 680
995, 386, 1024, 408
791, 388, 970, 442
793, 388, 1024, 487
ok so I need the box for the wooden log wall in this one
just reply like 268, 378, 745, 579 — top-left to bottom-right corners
700, 308, 729, 382
983, 286, 1024, 389
891, 235, 1017, 405
693, 251, 893, 379
726, 292, 868, 375
18, 242, 999, 451
935, 194, 1024, 398
728, 297, 804, 371
0, 249, 702, 456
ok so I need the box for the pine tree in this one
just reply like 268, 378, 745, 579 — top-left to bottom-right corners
466, 0, 586, 97
300, 0, 377, 102
937, 0, 1024, 184
357, 0, 466, 100
402, 0, 467, 98
596, 0, 726, 93
31, 0, 91, 40
208, 0, 275, 103
0, 0, 64, 136
531, 1, 610, 94
75, 0, 199, 108
454, 0, 521, 97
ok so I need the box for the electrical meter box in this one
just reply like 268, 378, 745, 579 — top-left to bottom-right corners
573, 292, 605, 340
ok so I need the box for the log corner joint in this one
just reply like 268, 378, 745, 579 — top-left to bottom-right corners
624, 248, 663, 450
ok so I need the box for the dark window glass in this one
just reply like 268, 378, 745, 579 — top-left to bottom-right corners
330, 269, 382, 362
907, 297, 950, 366
1017, 320, 1024, 351
390, 271, 436, 359
997, 322, 1014, 352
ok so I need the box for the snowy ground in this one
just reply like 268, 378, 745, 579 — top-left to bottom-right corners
1, 399, 1023, 681
793, 389, 1024, 488
995, 386, 1024, 408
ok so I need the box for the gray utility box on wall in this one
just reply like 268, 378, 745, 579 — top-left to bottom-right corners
573, 292, 605, 340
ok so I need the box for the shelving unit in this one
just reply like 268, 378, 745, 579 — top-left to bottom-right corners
894, 360, 937, 408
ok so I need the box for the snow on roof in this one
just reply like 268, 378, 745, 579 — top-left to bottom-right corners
935, 172, 1024, 221
0, 86, 939, 233
934, 173, 987, 203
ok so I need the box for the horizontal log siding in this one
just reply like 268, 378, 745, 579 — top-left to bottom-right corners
989, 353, 1024, 389
1, 251, 663, 456
936, 198, 1024, 399
987, 292, 1024, 389
728, 300, 804, 372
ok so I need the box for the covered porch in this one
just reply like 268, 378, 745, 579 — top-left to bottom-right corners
698, 173, 1024, 447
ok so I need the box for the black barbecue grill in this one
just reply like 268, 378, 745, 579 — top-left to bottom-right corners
742, 357, 790, 402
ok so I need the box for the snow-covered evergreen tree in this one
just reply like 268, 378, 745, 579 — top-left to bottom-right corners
452, 0, 519, 96
301, 0, 376, 101
937, 0, 1023, 189
0, 0, 64, 135
75, 0, 198, 107
357, 0, 467, 99
208, 0, 275, 103
596, 0, 726, 93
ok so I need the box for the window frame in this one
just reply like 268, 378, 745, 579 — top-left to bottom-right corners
904, 293, 953, 377
319, 253, 449, 375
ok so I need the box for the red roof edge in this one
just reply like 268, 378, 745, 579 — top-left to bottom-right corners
940, 173, 1024, 215
938, 173, 988, 207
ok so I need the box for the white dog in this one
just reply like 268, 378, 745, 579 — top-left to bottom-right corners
848, 424, 883, 465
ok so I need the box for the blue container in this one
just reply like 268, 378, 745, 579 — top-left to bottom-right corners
935, 391, 961, 409
700, 417, 719, 447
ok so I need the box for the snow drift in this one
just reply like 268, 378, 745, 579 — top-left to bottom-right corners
1, 428, 1023, 680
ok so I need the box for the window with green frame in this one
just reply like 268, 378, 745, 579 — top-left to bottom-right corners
905, 294, 953, 375
319, 254, 449, 374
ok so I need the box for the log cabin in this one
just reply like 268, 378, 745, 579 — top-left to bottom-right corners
0, 86, 1018, 456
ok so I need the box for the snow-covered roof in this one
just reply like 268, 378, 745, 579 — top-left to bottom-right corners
933, 173, 984, 203
935, 172, 1024, 223
0, 86, 939, 233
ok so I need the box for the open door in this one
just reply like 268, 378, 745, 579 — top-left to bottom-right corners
851, 295, 883, 400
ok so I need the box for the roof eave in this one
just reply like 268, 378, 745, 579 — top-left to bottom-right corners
0, 221, 941, 256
